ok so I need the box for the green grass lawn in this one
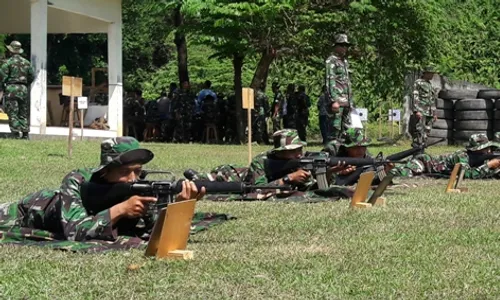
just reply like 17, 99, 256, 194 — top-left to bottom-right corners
0, 139, 499, 299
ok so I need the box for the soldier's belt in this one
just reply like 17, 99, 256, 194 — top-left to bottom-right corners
6, 82, 27, 85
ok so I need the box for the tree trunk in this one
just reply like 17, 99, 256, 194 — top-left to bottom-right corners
249, 48, 276, 90
173, 6, 189, 84
233, 53, 245, 143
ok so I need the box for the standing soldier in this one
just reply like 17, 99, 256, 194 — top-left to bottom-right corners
295, 85, 311, 142
325, 34, 352, 142
172, 81, 195, 143
253, 82, 269, 144
271, 81, 284, 132
284, 83, 296, 129
0, 41, 35, 139
410, 66, 437, 148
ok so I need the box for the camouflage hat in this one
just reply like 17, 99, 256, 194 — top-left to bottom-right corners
272, 129, 306, 152
93, 136, 154, 173
6, 41, 23, 54
334, 34, 351, 45
465, 134, 493, 151
342, 128, 371, 148
423, 65, 436, 73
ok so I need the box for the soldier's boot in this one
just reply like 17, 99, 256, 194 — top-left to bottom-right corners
11, 132, 21, 139
21, 132, 30, 140
183, 169, 200, 180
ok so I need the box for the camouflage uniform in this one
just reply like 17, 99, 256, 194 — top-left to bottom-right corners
391, 134, 500, 179
295, 89, 311, 142
172, 89, 195, 143
284, 85, 296, 129
224, 95, 238, 144
271, 83, 285, 132
410, 67, 437, 148
253, 88, 269, 144
325, 34, 352, 142
0, 41, 35, 138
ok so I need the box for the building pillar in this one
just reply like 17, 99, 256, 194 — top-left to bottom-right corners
30, 0, 48, 134
107, 19, 123, 136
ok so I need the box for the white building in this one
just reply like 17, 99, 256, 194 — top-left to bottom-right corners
0, 0, 123, 138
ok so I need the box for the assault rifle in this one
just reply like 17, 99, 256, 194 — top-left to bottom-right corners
264, 137, 446, 187
81, 174, 293, 215
468, 152, 500, 168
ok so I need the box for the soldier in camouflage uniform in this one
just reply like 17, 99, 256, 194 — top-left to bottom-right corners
0, 137, 205, 249
0, 41, 35, 139
295, 85, 311, 142
410, 66, 438, 148
284, 84, 296, 129
253, 82, 269, 144
391, 134, 500, 179
271, 82, 284, 132
328, 128, 393, 186
240, 129, 354, 202
325, 34, 352, 142
172, 81, 196, 143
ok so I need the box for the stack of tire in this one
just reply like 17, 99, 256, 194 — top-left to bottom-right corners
437, 89, 500, 146
429, 98, 454, 145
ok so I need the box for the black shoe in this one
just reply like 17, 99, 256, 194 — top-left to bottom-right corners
21, 132, 30, 140
183, 169, 200, 180
11, 132, 21, 139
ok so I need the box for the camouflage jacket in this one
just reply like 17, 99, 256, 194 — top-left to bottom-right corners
325, 54, 351, 105
272, 91, 285, 118
59, 168, 156, 241
0, 54, 35, 87
172, 90, 196, 118
392, 150, 500, 179
412, 79, 436, 116
255, 89, 269, 117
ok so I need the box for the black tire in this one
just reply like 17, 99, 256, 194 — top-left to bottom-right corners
454, 98, 493, 111
454, 120, 492, 131
455, 110, 493, 120
432, 119, 453, 130
429, 128, 452, 139
453, 130, 493, 141
434, 109, 453, 119
494, 120, 500, 131
439, 89, 478, 100
477, 89, 500, 100
495, 100, 500, 109
435, 98, 453, 110
427, 136, 449, 146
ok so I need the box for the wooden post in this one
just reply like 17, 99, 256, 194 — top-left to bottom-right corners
242, 88, 255, 164
80, 110, 84, 140
350, 171, 375, 209
68, 77, 74, 158
378, 105, 382, 139
62, 76, 83, 158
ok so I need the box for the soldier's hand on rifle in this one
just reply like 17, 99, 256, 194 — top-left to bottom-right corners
384, 163, 395, 172
433, 114, 437, 121
415, 111, 422, 119
331, 101, 340, 113
176, 180, 206, 202
338, 165, 357, 175
327, 161, 347, 174
289, 169, 311, 184
119, 195, 157, 218
487, 158, 500, 169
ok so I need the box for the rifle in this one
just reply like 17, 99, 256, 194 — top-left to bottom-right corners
468, 152, 500, 168
81, 177, 293, 215
264, 137, 446, 187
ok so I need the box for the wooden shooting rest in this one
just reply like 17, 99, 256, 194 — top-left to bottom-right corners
145, 199, 197, 260
445, 163, 468, 193
350, 171, 387, 209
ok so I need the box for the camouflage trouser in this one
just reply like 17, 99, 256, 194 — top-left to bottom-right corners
296, 115, 308, 142
327, 106, 351, 142
252, 115, 265, 144
272, 116, 282, 132
173, 118, 192, 143
4, 84, 30, 134
390, 153, 440, 177
410, 114, 434, 148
